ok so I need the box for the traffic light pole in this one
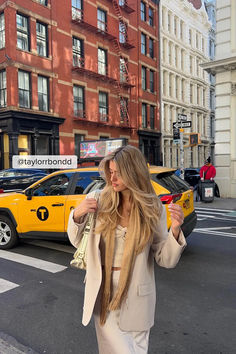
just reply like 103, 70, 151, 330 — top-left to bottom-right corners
180, 128, 184, 180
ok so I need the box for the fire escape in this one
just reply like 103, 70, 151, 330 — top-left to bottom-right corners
71, 1, 135, 128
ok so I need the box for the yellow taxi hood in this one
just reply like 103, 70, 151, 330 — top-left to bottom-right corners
149, 165, 177, 173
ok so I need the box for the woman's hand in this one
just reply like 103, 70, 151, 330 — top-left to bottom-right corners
168, 203, 184, 240
73, 198, 98, 223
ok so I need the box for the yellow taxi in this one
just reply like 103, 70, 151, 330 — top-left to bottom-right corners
0, 166, 196, 249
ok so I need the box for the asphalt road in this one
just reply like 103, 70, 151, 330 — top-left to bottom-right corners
0, 207, 235, 354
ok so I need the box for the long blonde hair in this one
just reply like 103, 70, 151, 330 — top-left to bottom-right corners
97, 145, 162, 253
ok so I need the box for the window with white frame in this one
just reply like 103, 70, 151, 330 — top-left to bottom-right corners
97, 8, 106, 32
0, 70, 6, 107
73, 37, 84, 67
142, 103, 147, 128
73, 85, 85, 117
120, 57, 128, 82
141, 33, 146, 55
149, 38, 154, 58
150, 70, 154, 93
37, 0, 48, 6
36, 22, 48, 57
18, 70, 31, 108
140, 1, 146, 22
150, 105, 155, 129
17, 13, 30, 51
38, 75, 49, 111
72, 0, 83, 20
98, 48, 107, 75
119, 21, 127, 43
141, 66, 146, 90
0, 13, 5, 49
120, 96, 128, 122
149, 7, 154, 26
99, 91, 108, 121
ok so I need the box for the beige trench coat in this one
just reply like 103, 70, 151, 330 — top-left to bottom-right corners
67, 190, 187, 332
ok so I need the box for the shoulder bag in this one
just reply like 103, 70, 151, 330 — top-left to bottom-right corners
70, 190, 100, 270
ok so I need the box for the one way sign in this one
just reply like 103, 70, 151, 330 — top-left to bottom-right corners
173, 121, 192, 129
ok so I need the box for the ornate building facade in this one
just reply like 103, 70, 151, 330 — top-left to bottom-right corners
160, 0, 211, 168
202, 0, 236, 197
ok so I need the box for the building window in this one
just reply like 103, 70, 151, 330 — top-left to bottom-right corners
189, 29, 192, 45
150, 105, 155, 129
120, 97, 128, 123
140, 1, 146, 22
73, 85, 85, 118
37, 0, 48, 6
74, 134, 84, 157
72, 0, 83, 20
18, 70, 31, 108
0, 13, 5, 49
38, 76, 49, 112
150, 70, 154, 93
120, 57, 128, 82
0, 70, 6, 107
149, 38, 154, 58
97, 8, 107, 32
99, 91, 108, 121
167, 12, 171, 32
190, 84, 193, 103
36, 22, 48, 57
180, 21, 183, 39
98, 48, 107, 75
119, 21, 127, 43
142, 103, 147, 128
141, 66, 146, 90
73, 37, 84, 67
149, 7, 154, 26
17, 13, 30, 51
141, 33, 146, 55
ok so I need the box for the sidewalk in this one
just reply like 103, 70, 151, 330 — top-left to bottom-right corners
0, 332, 39, 354
194, 197, 236, 211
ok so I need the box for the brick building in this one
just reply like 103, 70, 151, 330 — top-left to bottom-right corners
0, 0, 161, 169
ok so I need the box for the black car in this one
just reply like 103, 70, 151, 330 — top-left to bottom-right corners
0, 168, 47, 192
175, 168, 200, 189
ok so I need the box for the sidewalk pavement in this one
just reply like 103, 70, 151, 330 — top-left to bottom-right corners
194, 197, 236, 211
0, 332, 39, 354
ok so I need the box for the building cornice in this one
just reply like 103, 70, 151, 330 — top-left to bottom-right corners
201, 56, 236, 73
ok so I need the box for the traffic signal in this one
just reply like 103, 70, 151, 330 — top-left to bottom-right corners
189, 133, 200, 146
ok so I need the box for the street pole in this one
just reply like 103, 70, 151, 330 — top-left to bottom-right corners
180, 127, 184, 179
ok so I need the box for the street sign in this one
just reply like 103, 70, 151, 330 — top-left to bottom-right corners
173, 121, 192, 129
178, 114, 187, 121
173, 127, 180, 140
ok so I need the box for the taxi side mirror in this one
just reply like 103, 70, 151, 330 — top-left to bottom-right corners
25, 188, 33, 200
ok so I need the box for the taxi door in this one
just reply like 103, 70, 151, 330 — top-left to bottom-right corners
17, 173, 73, 235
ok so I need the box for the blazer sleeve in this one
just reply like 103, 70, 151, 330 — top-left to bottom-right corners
67, 190, 99, 248
151, 205, 187, 268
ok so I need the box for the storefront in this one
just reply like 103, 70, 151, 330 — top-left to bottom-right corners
0, 111, 65, 169
138, 130, 162, 166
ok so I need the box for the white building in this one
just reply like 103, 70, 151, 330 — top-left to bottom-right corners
160, 0, 211, 168
202, 0, 236, 197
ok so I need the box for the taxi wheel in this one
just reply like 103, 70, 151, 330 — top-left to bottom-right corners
0, 215, 18, 249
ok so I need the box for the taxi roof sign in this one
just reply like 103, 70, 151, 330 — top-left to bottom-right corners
79, 138, 126, 161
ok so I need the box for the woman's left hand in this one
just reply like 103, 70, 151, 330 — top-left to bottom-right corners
168, 203, 184, 240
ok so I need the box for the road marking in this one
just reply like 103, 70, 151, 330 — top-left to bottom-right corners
193, 229, 236, 238
195, 207, 234, 213
0, 250, 67, 273
24, 240, 75, 254
0, 278, 19, 294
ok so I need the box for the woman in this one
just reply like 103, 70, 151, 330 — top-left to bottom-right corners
67, 145, 186, 354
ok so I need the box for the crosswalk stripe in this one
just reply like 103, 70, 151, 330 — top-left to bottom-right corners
0, 250, 67, 273
0, 278, 19, 294
24, 240, 74, 254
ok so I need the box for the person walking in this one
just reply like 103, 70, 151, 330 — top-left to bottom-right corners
67, 145, 186, 354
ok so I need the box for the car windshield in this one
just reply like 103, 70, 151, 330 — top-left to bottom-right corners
151, 171, 190, 193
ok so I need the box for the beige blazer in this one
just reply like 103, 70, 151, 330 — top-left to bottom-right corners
67, 190, 187, 331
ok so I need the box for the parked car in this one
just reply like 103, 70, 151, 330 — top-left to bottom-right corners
0, 166, 197, 249
0, 168, 47, 193
175, 168, 200, 188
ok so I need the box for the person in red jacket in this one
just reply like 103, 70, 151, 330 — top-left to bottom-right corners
200, 157, 216, 181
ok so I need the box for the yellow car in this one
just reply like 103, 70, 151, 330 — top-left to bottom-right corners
0, 166, 196, 249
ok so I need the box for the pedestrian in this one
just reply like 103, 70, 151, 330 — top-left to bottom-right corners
200, 157, 216, 181
67, 145, 186, 354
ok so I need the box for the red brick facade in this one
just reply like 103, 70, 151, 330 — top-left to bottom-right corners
0, 0, 161, 168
